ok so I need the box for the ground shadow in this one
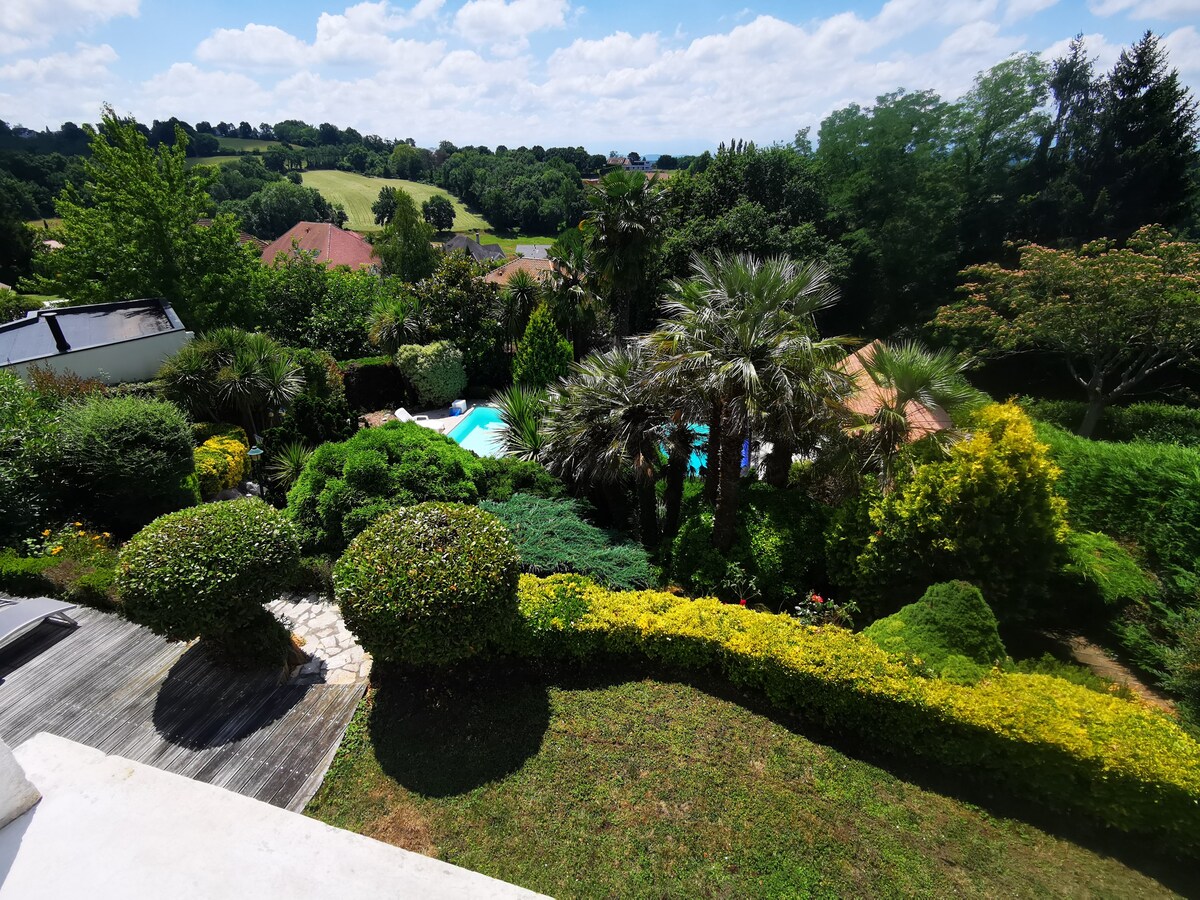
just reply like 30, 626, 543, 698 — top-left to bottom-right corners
152, 642, 310, 750
368, 662, 553, 797
0, 620, 76, 684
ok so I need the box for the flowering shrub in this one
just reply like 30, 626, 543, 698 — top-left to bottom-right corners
791, 591, 857, 627
0, 522, 119, 607
506, 574, 1200, 850
194, 433, 250, 498
333, 502, 519, 666
394, 341, 467, 408
116, 498, 299, 665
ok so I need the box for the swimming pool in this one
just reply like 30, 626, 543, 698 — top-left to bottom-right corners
446, 405, 507, 458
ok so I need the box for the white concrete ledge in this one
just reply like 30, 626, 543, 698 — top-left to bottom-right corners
0, 739, 39, 830
1, 733, 546, 899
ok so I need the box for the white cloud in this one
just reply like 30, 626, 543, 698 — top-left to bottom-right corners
0, 42, 118, 125
1089, 0, 1200, 17
137, 63, 273, 124
196, 24, 309, 68
1163, 25, 1200, 74
453, 0, 569, 52
1040, 31, 1123, 72
1004, 0, 1060, 23
0, 0, 137, 54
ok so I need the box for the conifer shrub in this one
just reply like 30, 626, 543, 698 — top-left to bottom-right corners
474, 456, 565, 502
334, 502, 518, 666
863, 581, 1006, 681
512, 304, 572, 388
395, 341, 467, 408
1058, 531, 1158, 609
286, 421, 481, 553
116, 498, 299, 665
481, 493, 652, 590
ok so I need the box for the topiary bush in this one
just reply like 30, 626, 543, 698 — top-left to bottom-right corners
506, 574, 1200, 852
286, 421, 482, 553
116, 498, 300, 666
55, 395, 199, 534
671, 483, 829, 607
395, 341, 467, 408
837, 403, 1069, 622
334, 502, 519, 666
481, 494, 652, 590
863, 581, 1006, 682
194, 432, 250, 499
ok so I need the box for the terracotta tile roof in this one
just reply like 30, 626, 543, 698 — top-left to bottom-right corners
838, 340, 953, 441
260, 222, 377, 270
484, 256, 555, 286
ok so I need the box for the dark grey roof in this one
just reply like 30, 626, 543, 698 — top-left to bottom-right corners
515, 244, 550, 260
0, 299, 186, 366
442, 235, 506, 262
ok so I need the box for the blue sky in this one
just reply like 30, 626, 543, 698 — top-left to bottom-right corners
2, 0, 1197, 153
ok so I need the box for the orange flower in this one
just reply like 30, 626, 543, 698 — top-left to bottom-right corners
41, 529, 51, 537
50, 546, 63, 556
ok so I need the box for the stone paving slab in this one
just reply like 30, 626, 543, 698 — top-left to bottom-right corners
268, 594, 372, 687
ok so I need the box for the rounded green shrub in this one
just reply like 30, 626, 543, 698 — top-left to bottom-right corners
334, 502, 519, 666
55, 395, 199, 533
286, 421, 481, 553
395, 341, 467, 408
116, 498, 300, 664
863, 580, 1006, 679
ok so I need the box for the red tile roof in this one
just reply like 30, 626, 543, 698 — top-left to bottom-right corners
839, 340, 953, 441
260, 222, 377, 271
484, 257, 554, 286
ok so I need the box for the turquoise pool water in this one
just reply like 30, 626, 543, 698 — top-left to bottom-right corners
447, 405, 507, 458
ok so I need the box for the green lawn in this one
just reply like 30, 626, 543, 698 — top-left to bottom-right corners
216, 137, 282, 152
308, 669, 1192, 899
299, 170, 492, 234
189, 156, 239, 168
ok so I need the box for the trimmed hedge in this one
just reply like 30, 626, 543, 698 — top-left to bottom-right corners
1023, 398, 1200, 448
481, 493, 652, 590
474, 456, 565, 503
0, 550, 56, 596
116, 498, 300, 664
334, 502, 519, 666
508, 574, 1200, 853
286, 421, 482, 553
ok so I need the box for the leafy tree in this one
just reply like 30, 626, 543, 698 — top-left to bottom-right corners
935, 226, 1200, 437
421, 194, 455, 231
1094, 31, 1200, 238
582, 169, 665, 338
241, 179, 333, 239
411, 255, 504, 384
32, 107, 260, 330
372, 189, 438, 283
513, 304, 572, 388
372, 186, 398, 226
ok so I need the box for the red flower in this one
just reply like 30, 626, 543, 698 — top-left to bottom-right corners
813, 595, 824, 604
739, 598, 747, 606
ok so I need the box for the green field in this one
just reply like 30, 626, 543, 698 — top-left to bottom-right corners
216, 137, 282, 152
308, 670, 1193, 899
300, 170, 492, 234
189, 156, 239, 168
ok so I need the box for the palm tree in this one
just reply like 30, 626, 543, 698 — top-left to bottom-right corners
853, 340, 983, 491
501, 268, 541, 350
368, 293, 424, 352
267, 441, 313, 490
493, 384, 547, 462
649, 253, 849, 552
546, 228, 603, 358
582, 170, 665, 339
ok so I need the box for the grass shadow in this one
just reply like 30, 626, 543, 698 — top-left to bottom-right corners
152, 642, 310, 750
367, 662, 554, 797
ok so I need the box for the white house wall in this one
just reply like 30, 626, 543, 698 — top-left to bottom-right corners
4, 330, 191, 385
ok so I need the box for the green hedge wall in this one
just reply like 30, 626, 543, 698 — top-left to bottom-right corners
506, 574, 1200, 854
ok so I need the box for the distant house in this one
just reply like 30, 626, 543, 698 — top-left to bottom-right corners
260, 222, 377, 271
484, 257, 555, 287
606, 156, 654, 172
838, 340, 952, 441
442, 233, 506, 263
514, 244, 551, 260
0, 299, 191, 385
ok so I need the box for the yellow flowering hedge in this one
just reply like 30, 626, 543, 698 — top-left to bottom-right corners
512, 573, 1200, 852
194, 432, 250, 499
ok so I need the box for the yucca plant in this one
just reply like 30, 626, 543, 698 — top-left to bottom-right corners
267, 441, 313, 490
493, 384, 547, 462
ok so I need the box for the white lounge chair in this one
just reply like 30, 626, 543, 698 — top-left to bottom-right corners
394, 408, 430, 424
0, 598, 77, 653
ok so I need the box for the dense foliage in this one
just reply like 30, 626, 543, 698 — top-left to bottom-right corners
55, 395, 199, 534
481, 494, 653, 591
0, 370, 57, 543
1023, 399, 1200, 447
438, 147, 585, 233
193, 426, 250, 499
116, 498, 300, 664
394, 341, 467, 408
286, 421, 481, 553
512, 304, 572, 388
334, 502, 519, 666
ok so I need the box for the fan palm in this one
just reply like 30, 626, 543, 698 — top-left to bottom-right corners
501, 269, 541, 349
546, 228, 603, 358
493, 384, 548, 462
649, 252, 850, 552
855, 340, 983, 491
368, 293, 424, 352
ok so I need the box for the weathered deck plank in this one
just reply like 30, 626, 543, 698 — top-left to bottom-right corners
0, 606, 365, 812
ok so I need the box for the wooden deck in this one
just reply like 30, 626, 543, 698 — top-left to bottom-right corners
0, 606, 366, 811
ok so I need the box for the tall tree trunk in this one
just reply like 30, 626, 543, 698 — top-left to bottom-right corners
636, 477, 660, 550
711, 409, 745, 553
1078, 391, 1106, 439
763, 437, 794, 488
704, 400, 722, 504
662, 436, 688, 546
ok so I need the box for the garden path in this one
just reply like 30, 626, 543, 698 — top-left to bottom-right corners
1059, 633, 1175, 713
0, 594, 369, 811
